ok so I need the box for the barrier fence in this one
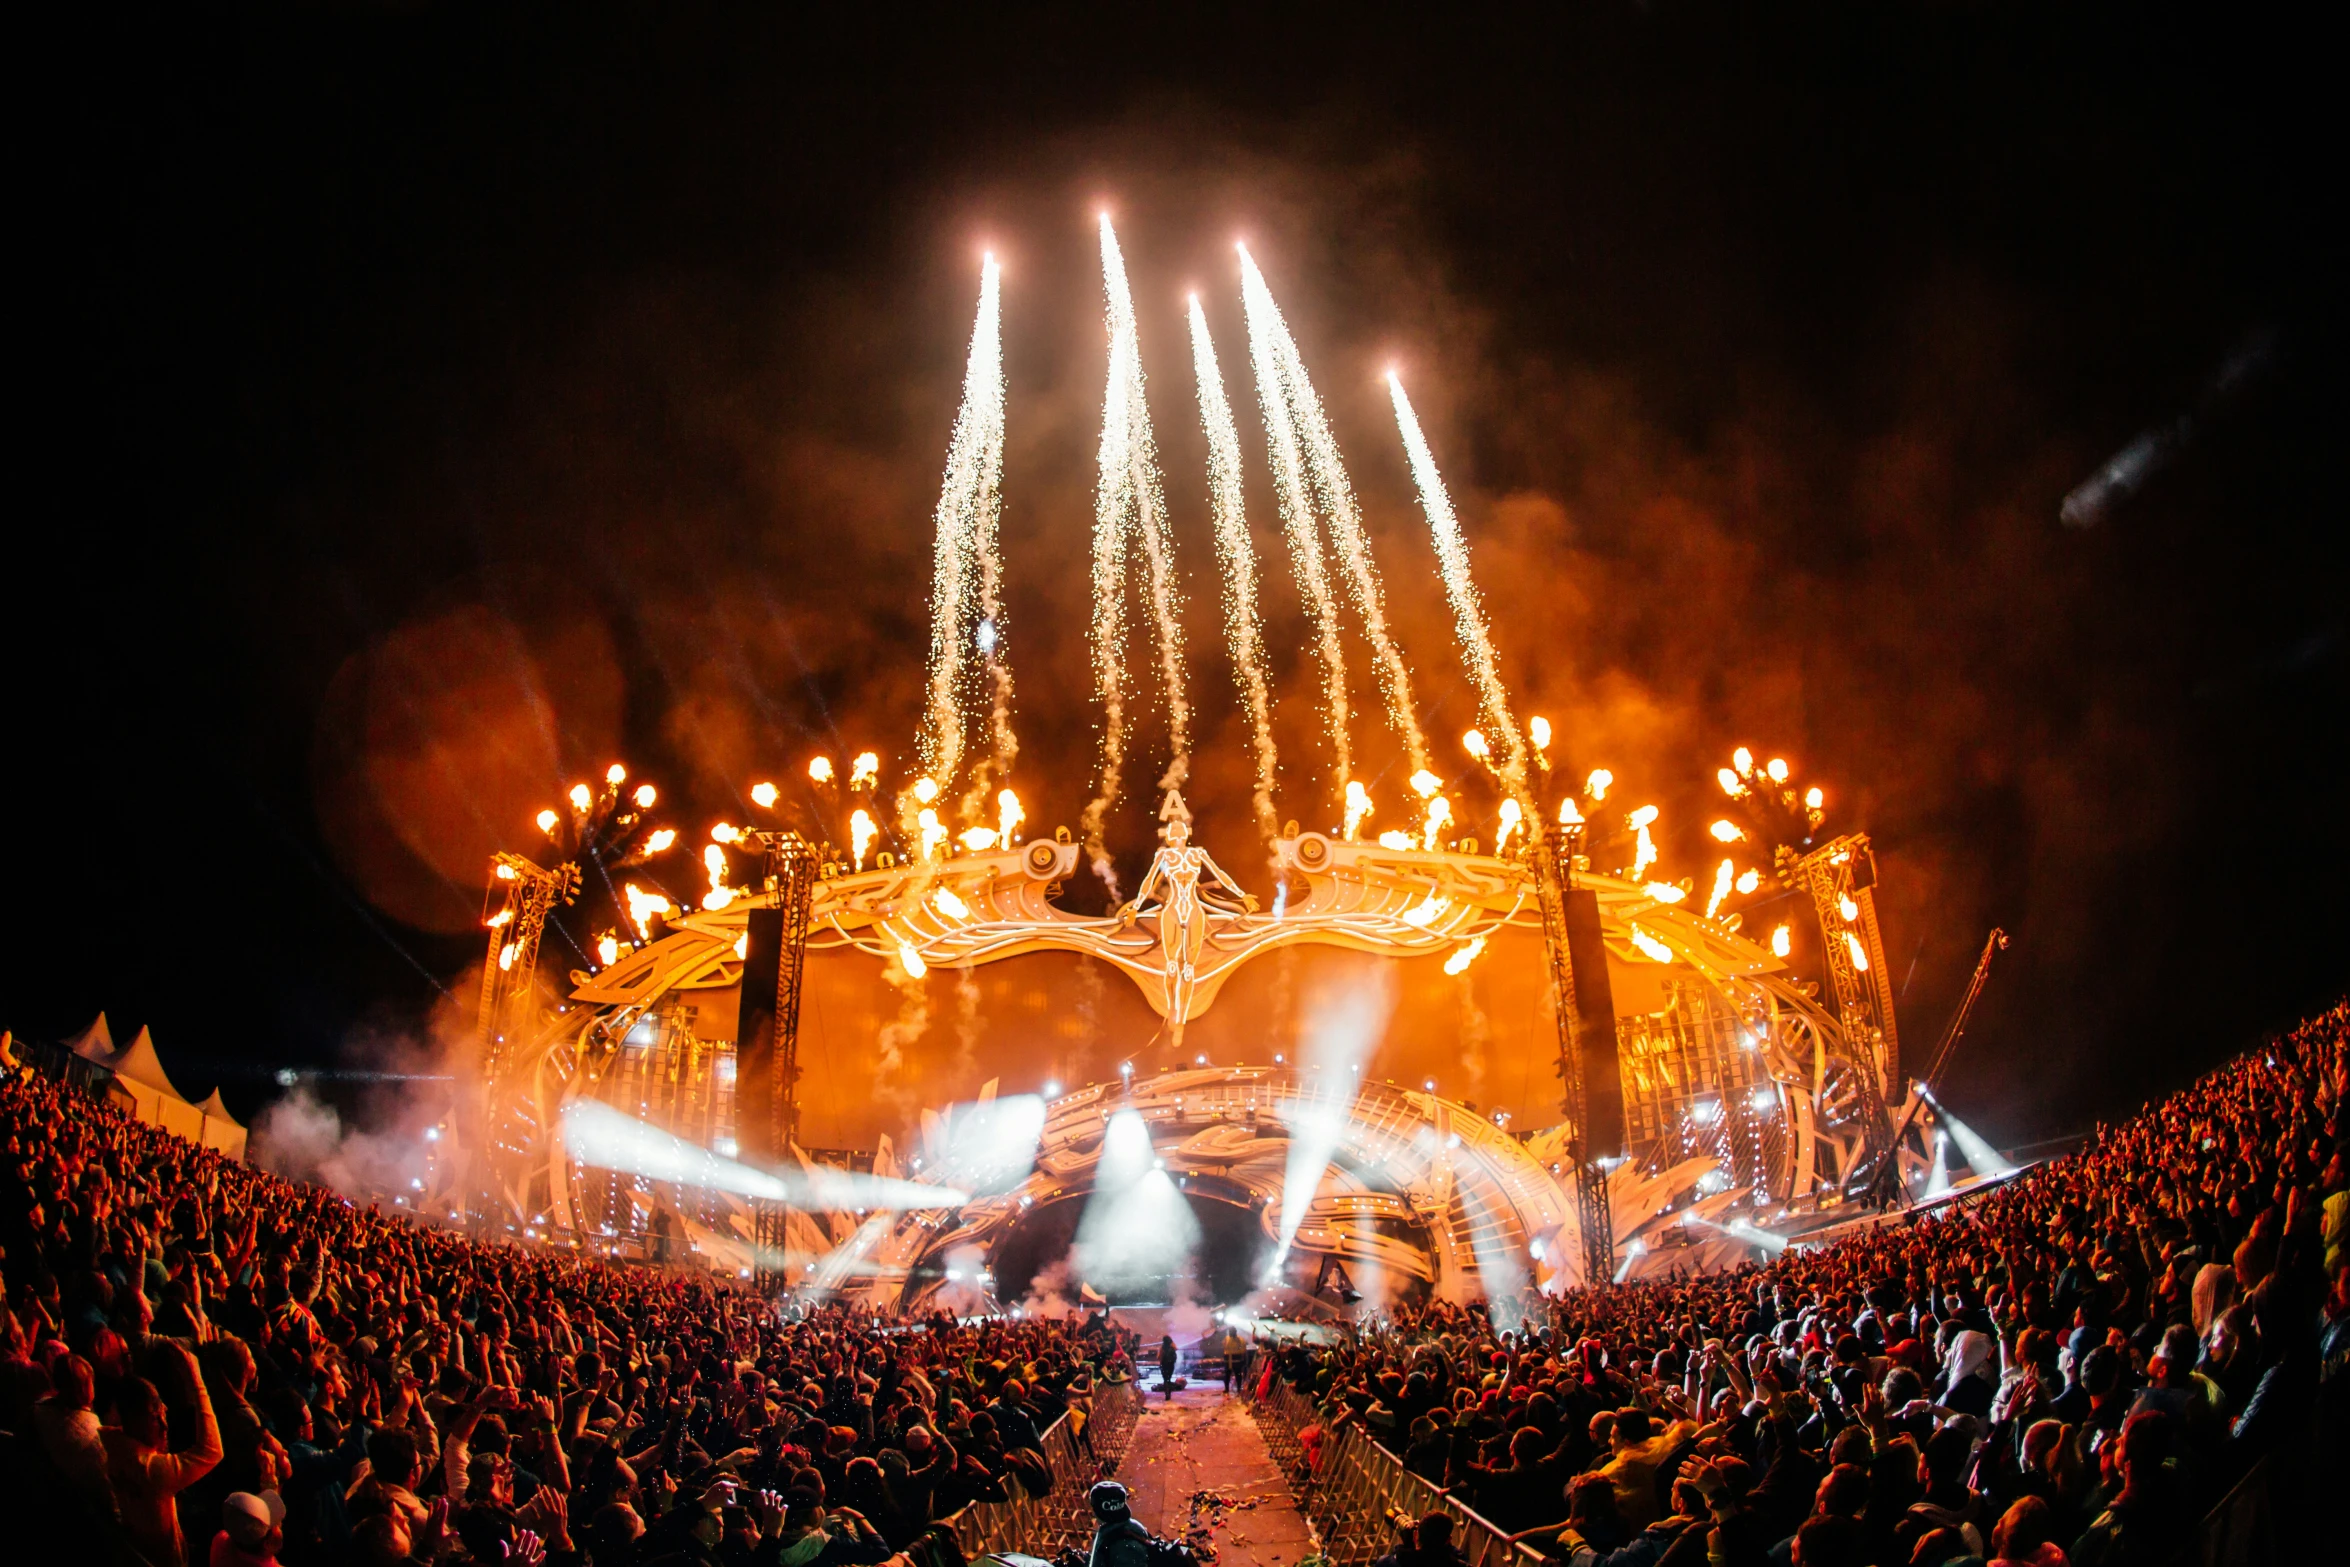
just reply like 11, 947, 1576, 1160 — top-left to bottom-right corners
1249, 1377, 1544, 1567
945, 1378, 1144, 1557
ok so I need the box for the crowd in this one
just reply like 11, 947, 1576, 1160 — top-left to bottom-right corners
0, 1057, 1140, 1567
4, 998, 2343, 1567
1265, 1003, 2350, 1567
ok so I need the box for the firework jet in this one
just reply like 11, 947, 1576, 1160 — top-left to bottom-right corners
918, 257, 1011, 805
1187, 296, 1281, 852
1082, 216, 1189, 890
1239, 247, 1430, 778
1389, 373, 1531, 800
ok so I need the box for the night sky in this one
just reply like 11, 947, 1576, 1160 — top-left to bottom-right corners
13, 5, 2343, 1146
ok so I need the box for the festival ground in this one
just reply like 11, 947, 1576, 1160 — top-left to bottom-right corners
1118, 1383, 1317, 1567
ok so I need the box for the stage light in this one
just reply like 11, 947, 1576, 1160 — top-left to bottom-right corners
561, 1101, 966, 1210
1918, 1086, 2013, 1178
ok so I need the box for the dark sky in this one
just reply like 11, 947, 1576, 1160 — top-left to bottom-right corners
13, 4, 2343, 1144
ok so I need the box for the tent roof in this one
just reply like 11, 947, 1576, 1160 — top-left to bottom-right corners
68, 1012, 116, 1065
109, 1026, 194, 1105
195, 1088, 245, 1129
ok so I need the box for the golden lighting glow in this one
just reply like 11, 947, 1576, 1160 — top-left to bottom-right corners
1344, 780, 1374, 841
711, 822, 740, 844
1628, 926, 1673, 963
644, 827, 676, 854
1710, 819, 1745, 843
934, 887, 971, 920
1845, 930, 1871, 971
997, 787, 1024, 845
1421, 793, 1453, 851
1377, 829, 1416, 850
1586, 768, 1614, 801
1706, 859, 1735, 918
1643, 880, 1688, 903
1805, 785, 1825, 809
850, 809, 877, 870
1528, 715, 1551, 753
1443, 934, 1487, 975
1462, 729, 1489, 760
633, 783, 657, 809
808, 756, 835, 784
606, 763, 627, 786
897, 941, 929, 979
569, 783, 593, 812
1766, 757, 1790, 783
918, 807, 948, 860
1732, 747, 1754, 775
1839, 893, 1861, 921
1495, 797, 1523, 851
1409, 768, 1442, 799
750, 782, 780, 809
959, 827, 999, 852
1770, 922, 1792, 958
535, 809, 560, 835
1736, 868, 1760, 895
850, 752, 880, 791
913, 776, 941, 805
596, 933, 620, 966
1400, 892, 1451, 928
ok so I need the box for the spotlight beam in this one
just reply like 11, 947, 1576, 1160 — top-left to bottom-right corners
562, 1101, 968, 1211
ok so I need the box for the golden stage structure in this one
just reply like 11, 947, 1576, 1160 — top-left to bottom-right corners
453, 230, 1961, 1293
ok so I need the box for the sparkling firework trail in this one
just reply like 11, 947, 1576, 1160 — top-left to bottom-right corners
1081, 217, 1190, 884
1238, 249, 1351, 798
1239, 247, 1429, 775
1389, 373, 1530, 801
918, 256, 1010, 811
1187, 295, 1280, 850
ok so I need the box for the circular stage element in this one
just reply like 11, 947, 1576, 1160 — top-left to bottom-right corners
846, 1066, 1581, 1316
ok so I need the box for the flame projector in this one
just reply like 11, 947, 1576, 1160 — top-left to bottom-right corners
452, 225, 1997, 1314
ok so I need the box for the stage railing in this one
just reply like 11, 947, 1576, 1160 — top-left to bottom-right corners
943, 1378, 1143, 1556
1248, 1376, 1544, 1567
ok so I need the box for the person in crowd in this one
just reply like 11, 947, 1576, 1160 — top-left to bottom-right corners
2, 1001, 2342, 1566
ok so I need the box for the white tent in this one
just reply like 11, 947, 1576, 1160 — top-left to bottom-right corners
69, 1014, 247, 1160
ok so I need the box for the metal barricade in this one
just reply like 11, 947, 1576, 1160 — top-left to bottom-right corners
946, 1379, 1145, 1557
1247, 1375, 1544, 1567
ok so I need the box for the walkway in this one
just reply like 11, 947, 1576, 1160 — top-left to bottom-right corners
1118, 1384, 1318, 1567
